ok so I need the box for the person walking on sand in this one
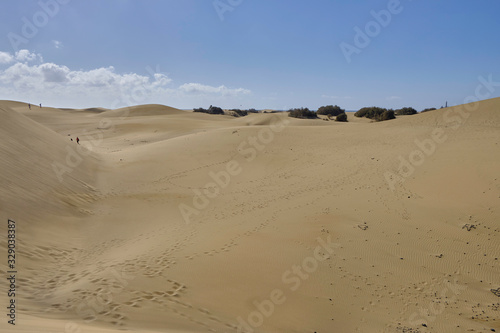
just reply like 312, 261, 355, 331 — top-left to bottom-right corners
39, 103, 42, 108
28, 103, 31, 109
76, 137, 80, 144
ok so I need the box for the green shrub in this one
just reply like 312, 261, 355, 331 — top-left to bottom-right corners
354, 107, 386, 119
193, 106, 224, 115
230, 109, 248, 117
208, 106, 224, 114
288, 108, 317, 119
335, 113, 348, 122
354, 107, 396, 121
317, 105, 345, 117
378, 110, 395, 121
193, 107, 208, 113
395, 107, 417, 115
420, 107, 437, 113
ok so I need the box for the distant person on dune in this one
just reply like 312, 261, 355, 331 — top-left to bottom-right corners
39, 103, 42, 108
28, 103, 31, 109
76, 137, 80, 144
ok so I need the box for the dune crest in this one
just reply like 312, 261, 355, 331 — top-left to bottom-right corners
102, 104, 187, 117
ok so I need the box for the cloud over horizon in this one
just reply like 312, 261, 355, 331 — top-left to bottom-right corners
179, 83, 251, 96
0, 50, 251, 109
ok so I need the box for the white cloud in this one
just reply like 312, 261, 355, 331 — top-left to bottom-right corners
39, 63, 70, 82
0, 50, 251, 108
52, 40, 63, 49
1, 62, 167, 90
0, 50, 42, 65
179, 83, 251, 96
0, 51, 14, 64
15, 49, 43, 63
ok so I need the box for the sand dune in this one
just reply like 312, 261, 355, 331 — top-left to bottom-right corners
102, 104, 186, 117
0, 98, 499, 332
0, 104, 98, 219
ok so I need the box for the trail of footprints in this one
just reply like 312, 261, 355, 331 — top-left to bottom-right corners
16, 222, 246, 330
15, 161, 414, 330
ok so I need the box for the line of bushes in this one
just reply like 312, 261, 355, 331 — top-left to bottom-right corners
354, 107, 395, 121
354, 105, 440, 120
193, 106, 261, 117
354, 106, 422, 121
288, 105, 348, 121
193, 104, 434, 122
229, 108, 260, 116
288, 108, 318, 119
193, 105, 224, 115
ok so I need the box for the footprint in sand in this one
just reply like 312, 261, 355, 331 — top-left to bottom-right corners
491, 288, 500, 297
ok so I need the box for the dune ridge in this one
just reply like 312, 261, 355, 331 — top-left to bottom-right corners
0, 105, 99, 220
102, 104, 187, 117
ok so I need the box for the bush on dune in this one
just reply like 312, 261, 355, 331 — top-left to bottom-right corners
208, 106, 224, 114
193, 105, 224, 115
354, 107, 386, 119
288, 108, 318, 119
335, 112, 348, 122
395, 107, 417, 115
355, 106, 396, 121
193, 107, 208, 113
378, 110, 395, 121
230, 109, 248, 117
420, 107, 437, 113
317, 105, 345, 117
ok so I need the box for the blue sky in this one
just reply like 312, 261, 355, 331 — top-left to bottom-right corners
0, 0, 499, 110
